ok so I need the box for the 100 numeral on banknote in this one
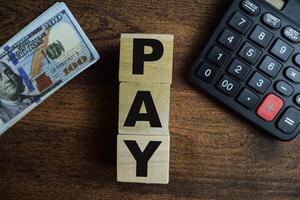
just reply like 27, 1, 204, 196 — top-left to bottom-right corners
0, 3, 99, 134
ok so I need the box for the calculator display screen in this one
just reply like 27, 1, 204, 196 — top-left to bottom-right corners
265, 0, 286, 10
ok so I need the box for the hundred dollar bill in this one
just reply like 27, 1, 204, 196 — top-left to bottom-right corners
0, 2, 100, 135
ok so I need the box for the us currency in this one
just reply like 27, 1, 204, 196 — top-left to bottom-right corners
0, 2, 100, 135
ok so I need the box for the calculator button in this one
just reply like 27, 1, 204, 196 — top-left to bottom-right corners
262, 13, 281, 29
258, 56, 282, 77
218, 29, 241, 51
248, 72, 271, 94
270, 39, 294, 61
237, 88, 260, 109
285, 67, 300, 83
295, 94, 300, 106
250, 25, 273, 47
228, 12, 252, 34
294, 54, 300, 66
196, 62, 219, 83
227, 59, 251, 80
241, 0, 260, 15
283, 26, 300, 43
216, 75, 240, 96
239, 42, 262, 64
207, 46, 230, 68
257, 94, 284, 122
277, 107, 300, 134
275, 81, 294, 97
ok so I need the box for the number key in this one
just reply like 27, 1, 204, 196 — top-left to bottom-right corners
227, 59, 251, 80
250, 25, 273, 47
258, 56, 282, 77
207, 46, 230, 68
248, 72, 271, 93
228, 12, 252, 34
196, 62, 219, 83
239, 42, 262, 64
218, 29, 241, 51
216, 75, 240, 96
270, 39, 294, 61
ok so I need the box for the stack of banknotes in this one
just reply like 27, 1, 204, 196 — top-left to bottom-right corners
0, 2, 100, 135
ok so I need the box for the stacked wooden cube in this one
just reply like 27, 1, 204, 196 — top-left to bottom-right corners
117, 34, 174, 184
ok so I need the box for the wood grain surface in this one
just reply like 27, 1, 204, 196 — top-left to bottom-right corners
0, 0, 299, 199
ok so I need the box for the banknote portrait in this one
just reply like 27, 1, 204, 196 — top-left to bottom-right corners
0, 62, 35, 125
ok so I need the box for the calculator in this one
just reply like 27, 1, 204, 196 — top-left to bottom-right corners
189, 0, 300, 140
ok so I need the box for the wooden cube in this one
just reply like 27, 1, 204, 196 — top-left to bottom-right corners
117, 134, 170, 184
119, 34, 174, 84
119, 82, 170, 135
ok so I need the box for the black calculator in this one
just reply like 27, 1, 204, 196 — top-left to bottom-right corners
189, 0, 300, 140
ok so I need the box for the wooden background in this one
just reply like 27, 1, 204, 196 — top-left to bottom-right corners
0, 0, 299, 199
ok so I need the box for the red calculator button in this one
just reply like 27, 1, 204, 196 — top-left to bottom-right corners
257, 94, 284, 122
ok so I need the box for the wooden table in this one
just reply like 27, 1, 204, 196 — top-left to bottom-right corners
0, 0, 299, 199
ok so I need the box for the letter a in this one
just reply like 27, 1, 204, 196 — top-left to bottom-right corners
124, 91, 162, 128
